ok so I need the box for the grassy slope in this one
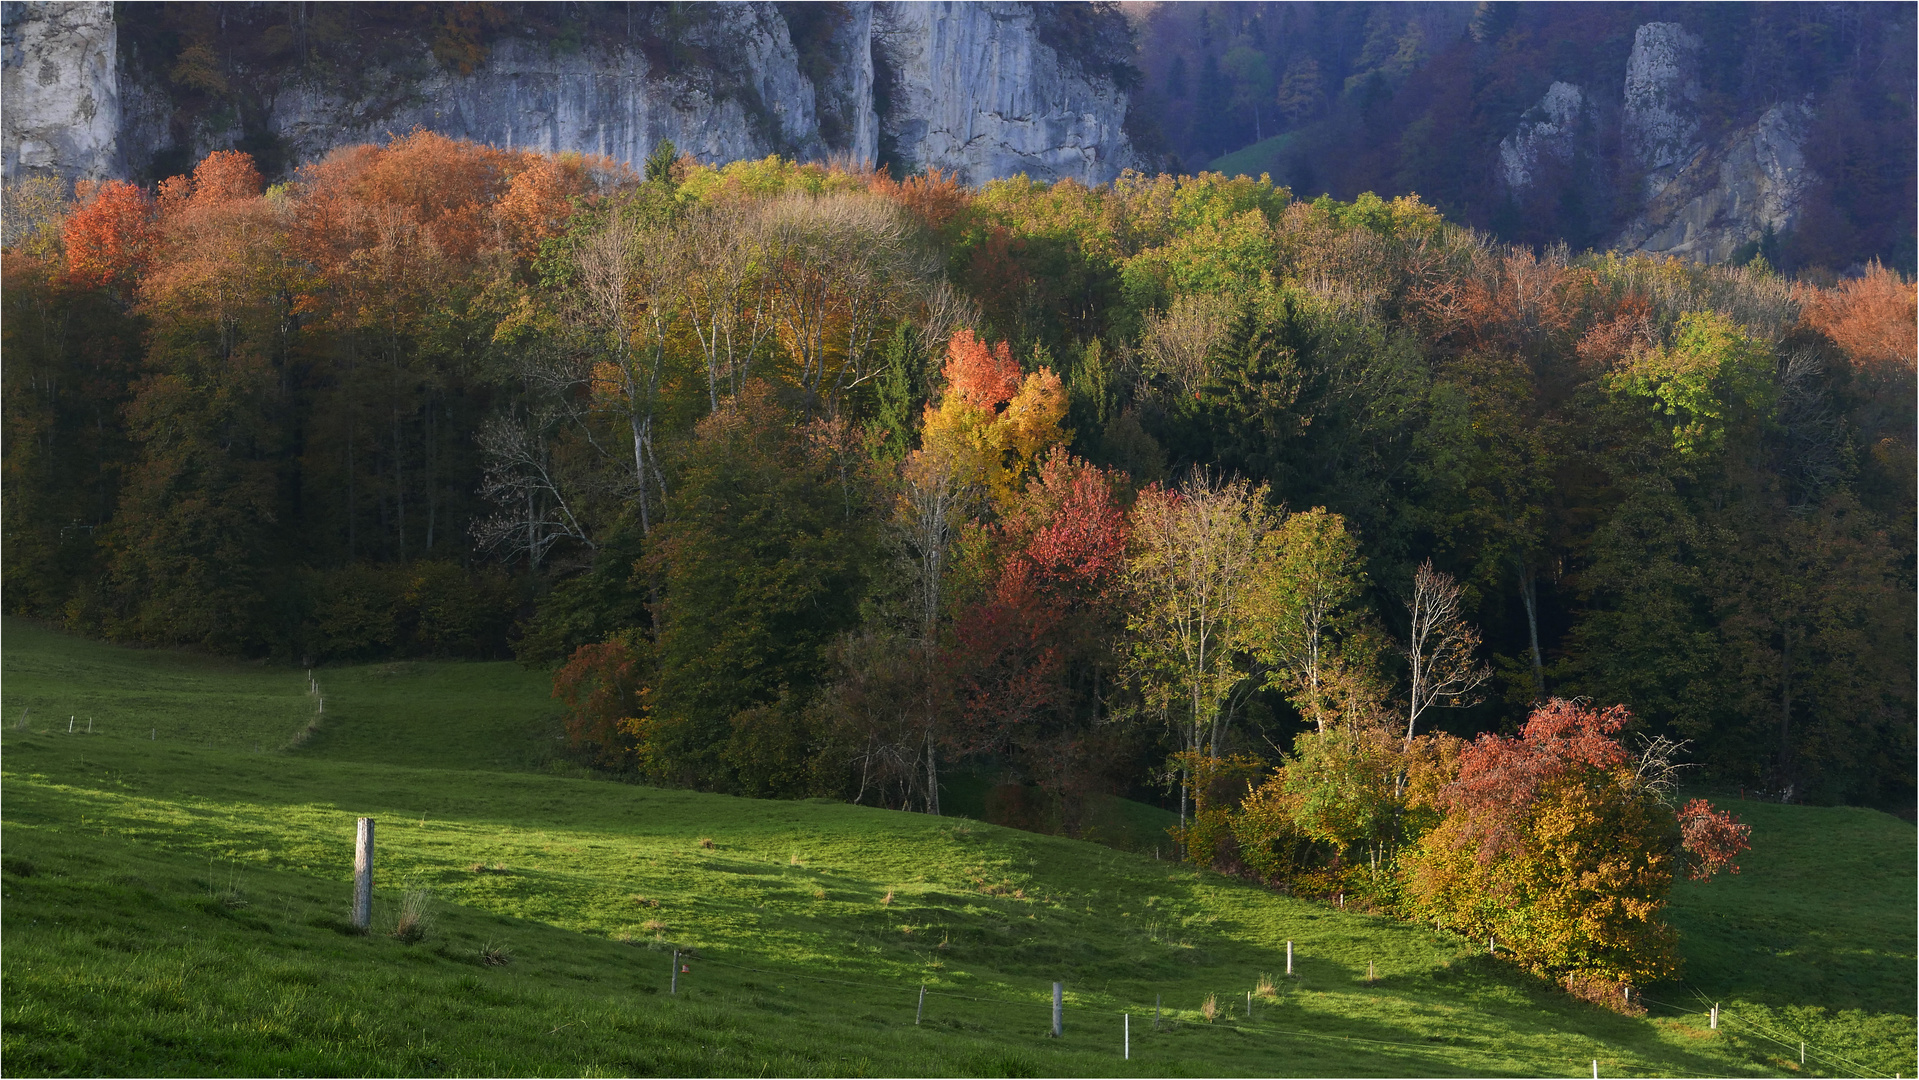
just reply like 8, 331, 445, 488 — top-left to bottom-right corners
3, 619, 1912, 1077
1208, 134, 1294, 180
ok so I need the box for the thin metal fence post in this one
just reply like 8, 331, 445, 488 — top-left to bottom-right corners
1052, 981, 1063, 1038
916, 984, 925, 1025
671, 949, 679, 995
1124, 1012, 1130, 1060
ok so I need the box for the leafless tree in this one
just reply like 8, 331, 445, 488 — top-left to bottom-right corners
763, 191, 933, 410
918, 280, 981, 369
681, 201, 780, 410
1403, 560, 1492, 746
1139, 292, 1236, 397
575, 216, 679, 535
890, 436, 986, 815
471, 411, 594, 569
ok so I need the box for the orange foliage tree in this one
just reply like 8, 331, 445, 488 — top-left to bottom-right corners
1799, 261, 1917, 377
63, 179, 154, 291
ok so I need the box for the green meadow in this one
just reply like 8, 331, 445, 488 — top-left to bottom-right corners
3, 618, 1912, 1077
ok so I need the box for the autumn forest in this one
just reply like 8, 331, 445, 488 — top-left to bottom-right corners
2, 135, 1913, 988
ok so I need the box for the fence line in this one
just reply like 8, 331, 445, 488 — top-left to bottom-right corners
1637, 992, 1877, 1079
675, 947, 1744, 1077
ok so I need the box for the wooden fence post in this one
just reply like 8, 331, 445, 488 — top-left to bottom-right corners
1052, 981, 1063, 1038
916, 984, 925, 1025
671, 950, 679, 995
352, 818, 374, 929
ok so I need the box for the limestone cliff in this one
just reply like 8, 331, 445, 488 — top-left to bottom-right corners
3, 1, 1138, 188
874, 2, 1135, 185
1493, 18, 1821, 264
1621, 22, 1704, 197
1497, 82, 1586, 196
1614, 100, 1815, 264
1, 1, 119, 179
1612, 21, 1815, 263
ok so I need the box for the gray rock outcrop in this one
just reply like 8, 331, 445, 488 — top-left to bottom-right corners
1622, 22, 1704, 196
875, 2, 1135, 185
1497, 81, 1585, 195
4, 1, 1137, 188
1614, 99, 1814, 264
1, 1, 119, 180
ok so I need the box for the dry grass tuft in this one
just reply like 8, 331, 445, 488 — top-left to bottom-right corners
698, 837, 715, 849
880, 889, 894, 906
631, 894, 661, 908
1200, 993, 1219, 1022
391, 888, 433, 943
643, 919, 668, 934
1256, 973, 1277, 997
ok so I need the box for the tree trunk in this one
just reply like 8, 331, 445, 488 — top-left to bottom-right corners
631, 410, 651, 537
924, 731, 940, 815
1518, 562, 1545, 699
1776, 634, 1794, 796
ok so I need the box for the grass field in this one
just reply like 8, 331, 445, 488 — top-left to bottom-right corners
3, 617, 1913, 1076
1208, 134, 1295, 181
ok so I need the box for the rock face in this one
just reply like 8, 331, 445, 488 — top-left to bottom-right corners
1, 1, 119, 180
1490, 19, 1821, 263
3, 1, 1137, 188
1622, 21, 1704, 194
1614, 100, 1814, 264
262, 6, 826, 173
1497, 81, 1586, 195
874, 2, 1135, 185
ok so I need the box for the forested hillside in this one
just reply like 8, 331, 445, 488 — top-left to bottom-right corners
1131, 1, 1916, 274
3, 137, 1912, 845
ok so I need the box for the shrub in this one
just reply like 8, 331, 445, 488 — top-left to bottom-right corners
551, 632, 650, 768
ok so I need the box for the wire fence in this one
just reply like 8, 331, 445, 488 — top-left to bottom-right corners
1634, 990, 1896, 1080
654, 945, 1860, 1078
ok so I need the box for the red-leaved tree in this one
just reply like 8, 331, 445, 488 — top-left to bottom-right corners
553, 635, 649, 768
948, 451, 1129, 831
1404, 699, 1749, 999
942, 327, 1023, 410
